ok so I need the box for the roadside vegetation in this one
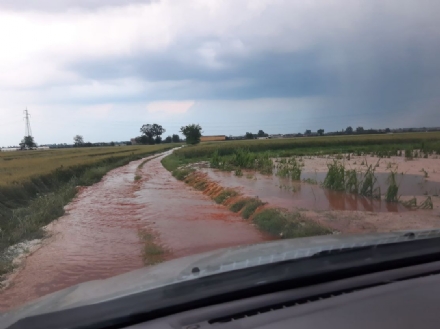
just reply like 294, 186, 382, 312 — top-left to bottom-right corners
210, 149, 273, 174
138, 230, 167, 266
253, 208, 330, 238
0, 144, 178, 277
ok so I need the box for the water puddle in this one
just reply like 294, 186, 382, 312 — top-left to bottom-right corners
202, 169, 440, 212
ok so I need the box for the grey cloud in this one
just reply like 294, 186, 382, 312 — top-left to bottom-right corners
40, 0, 440, 129
68, 48, 337, 100
0, 0, 156, 11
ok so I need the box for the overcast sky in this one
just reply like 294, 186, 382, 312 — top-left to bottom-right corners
1, 0, 439, 146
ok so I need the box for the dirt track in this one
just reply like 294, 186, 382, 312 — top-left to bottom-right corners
0, 151, 270, 311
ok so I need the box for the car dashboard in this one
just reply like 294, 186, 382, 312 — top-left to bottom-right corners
128, 261, 440, 329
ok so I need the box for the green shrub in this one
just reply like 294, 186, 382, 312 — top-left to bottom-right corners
385, 171, 399, 202
214, 189, 238, 204
242, 198, 264, 219
345, 169, 359, 193
405, 148, 413, 159
172, 168, 194, 180
323, 160, 345, 191
230, 199, 249, 212
253, 209, 330, 238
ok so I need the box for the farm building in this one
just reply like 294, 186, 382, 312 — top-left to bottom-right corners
200, 135, 226, 142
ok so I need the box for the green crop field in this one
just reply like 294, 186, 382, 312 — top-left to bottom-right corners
175, 132, 440, 159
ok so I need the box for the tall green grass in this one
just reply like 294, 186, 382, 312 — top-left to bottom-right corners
323, 160, 381, 198
253, 208, 330, 238
385, 171, 399, 202
323, 160, 345, 191
214, 189, 238, 204
210, 149, 273, 175
276, 157, 302, 180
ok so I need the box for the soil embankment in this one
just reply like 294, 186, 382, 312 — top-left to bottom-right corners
0, 151, 269, 311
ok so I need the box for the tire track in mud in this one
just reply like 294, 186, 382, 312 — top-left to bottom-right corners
0, 151, 270, 311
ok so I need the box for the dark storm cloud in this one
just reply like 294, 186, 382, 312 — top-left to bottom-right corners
69, 49, 338, 100
0, 0, 156, 11
68, 28, 440, 109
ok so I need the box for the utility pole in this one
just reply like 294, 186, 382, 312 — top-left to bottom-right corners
24, 108, 32, 137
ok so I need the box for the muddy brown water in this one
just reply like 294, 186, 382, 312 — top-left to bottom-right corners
201, 169, 440, 213
0, 152, 270, 311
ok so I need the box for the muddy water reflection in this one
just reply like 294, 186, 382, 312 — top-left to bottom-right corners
201, 169, 439, 212
0, 152, 269, 311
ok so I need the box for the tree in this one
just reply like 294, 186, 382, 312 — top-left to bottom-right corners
155, 136, 162, 144
164, 136, 172, 143
345, 126, 353, 134
135, 135, 153, 145
305, 129, 312, 136
172, 134, 180, 143
317, 129, 324, 136
356, 126, 364, 134
257, 130, 267, 137
140, 124, 166, 140
110, 141, 115, 146
20, 136, 36, 150
245, 132, 254, 139
385, 128, 391, 133
73, 135, 84, 146
180, 124, 202, 145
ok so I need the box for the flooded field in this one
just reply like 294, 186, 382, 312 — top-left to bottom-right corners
196, 154, 440, 235
201, 170, 440, 213
0, 151, 269, 311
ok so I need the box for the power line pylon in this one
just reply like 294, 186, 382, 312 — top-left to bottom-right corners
24, 108, 32, 137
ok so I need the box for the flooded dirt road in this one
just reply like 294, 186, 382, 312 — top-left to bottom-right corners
0, 151, 269, 311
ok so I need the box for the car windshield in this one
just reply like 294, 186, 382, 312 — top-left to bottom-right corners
1, 0, 439, 318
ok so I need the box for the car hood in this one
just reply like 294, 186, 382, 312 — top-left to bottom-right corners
1, 229, 438, 327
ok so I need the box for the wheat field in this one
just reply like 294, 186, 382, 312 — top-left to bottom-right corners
0, 144, 176, 186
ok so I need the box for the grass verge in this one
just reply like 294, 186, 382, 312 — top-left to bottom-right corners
253, 208, 331, 238
214, 189, 238, 204
138, 231, 166, 266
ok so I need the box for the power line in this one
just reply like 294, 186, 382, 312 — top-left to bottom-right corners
23, 108, 33, 137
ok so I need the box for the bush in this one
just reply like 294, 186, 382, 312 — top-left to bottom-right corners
253, 208, 330, 238
172, 168, 194, 180
323, 160, 345, 191
385, 171, 399, 202
242, 198, 264, 219
214, 189, 238, 204
230, 199, 249, 213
